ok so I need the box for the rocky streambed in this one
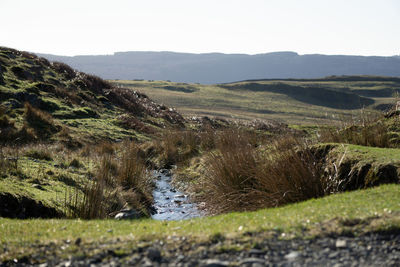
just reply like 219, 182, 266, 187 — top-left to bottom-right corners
151, 169, 203, 221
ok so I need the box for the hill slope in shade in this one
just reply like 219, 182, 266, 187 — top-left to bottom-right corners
38, 51, 400, 84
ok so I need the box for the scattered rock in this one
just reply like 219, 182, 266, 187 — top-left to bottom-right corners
239, 257, 266, 265
335, 239, 347, 248
284, 251, 300, 260
114, 209, 142, 220
201, 259, 230, 267
147, 248, 162, 262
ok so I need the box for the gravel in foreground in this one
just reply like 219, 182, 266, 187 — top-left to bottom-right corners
2, 231, 400, 266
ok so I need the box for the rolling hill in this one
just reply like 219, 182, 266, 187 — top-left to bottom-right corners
112, 77, 400, 124
39, 51, 400, 84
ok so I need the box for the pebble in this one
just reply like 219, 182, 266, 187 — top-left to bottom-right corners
336, 239, 347, 248
284, 251, 300, 260
201, 259, 230, 267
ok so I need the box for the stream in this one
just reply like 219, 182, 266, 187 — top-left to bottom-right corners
151, 170, 203, 221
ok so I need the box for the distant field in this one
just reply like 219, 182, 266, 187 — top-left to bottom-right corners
111, 77, 400, 125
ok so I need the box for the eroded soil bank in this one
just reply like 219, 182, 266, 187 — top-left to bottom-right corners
0, 193, 61, 219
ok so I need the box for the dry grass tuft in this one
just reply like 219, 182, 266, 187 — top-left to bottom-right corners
64, 141, 153, 219
319, 111, 391, 148
201, 135, 326, 213
23, 102, 59, 139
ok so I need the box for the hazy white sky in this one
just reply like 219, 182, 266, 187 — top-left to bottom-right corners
1, 0, 399, 56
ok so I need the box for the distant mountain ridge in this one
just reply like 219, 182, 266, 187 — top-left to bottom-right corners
38, 51, 400, 84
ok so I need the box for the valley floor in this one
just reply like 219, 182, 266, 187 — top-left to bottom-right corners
1, 184, 400, 266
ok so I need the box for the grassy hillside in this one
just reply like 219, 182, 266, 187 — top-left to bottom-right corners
0, 47, 184, 146
112, 77, 399, 125
0, 47, 185, 220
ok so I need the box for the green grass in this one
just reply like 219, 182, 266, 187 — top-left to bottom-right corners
0, 154, 92, 212
1, 184, 399, 260
338, 144, 400, 162
111, 79, 397, 125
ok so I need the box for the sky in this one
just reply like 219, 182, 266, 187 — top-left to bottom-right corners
0, 0, 399, 56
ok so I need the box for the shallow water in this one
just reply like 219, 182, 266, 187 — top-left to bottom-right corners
151, 170, 203, 221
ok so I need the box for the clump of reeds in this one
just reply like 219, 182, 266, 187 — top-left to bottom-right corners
64, 141, 152, 219
201, 134, 326, 213
117, 141, 153, 212
156, 129, 201, 167
319, 110, 391, 148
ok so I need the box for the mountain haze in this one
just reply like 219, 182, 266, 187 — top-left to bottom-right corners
38, 51, 400, 84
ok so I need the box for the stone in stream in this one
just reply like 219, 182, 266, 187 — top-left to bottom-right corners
160, 169, 171, 175
114, 209, 142, 220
